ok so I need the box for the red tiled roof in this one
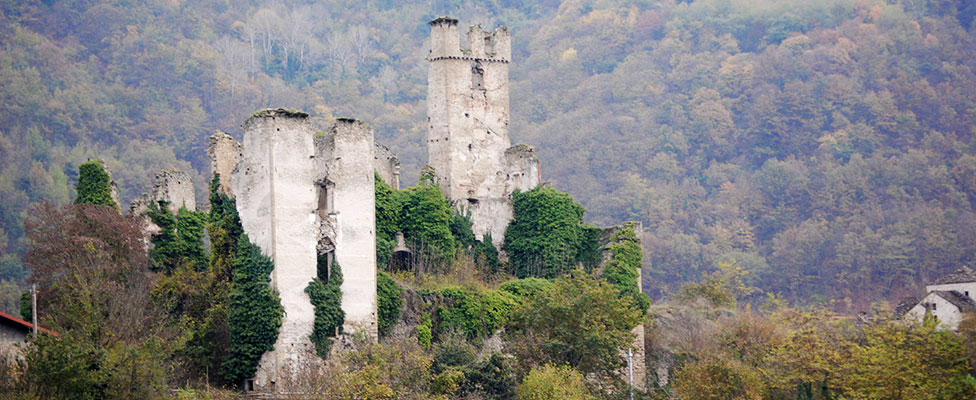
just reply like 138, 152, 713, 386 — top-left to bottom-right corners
0, 311, 59, 337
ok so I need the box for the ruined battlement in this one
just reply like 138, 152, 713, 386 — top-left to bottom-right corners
428, 18, 510, 62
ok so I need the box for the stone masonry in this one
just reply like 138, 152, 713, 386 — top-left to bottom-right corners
210, 109, 378, 393
426, 17, 540, 246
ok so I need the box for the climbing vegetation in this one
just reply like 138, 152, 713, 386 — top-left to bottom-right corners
73, 160, 117, 209
146, 202, 208, 273
221, 235, 283, 385
504, 186, 596, 279
306, 254, 344, 357
602, 224, 650, 313
377, 271, 403, 337
375, 172, 401, 266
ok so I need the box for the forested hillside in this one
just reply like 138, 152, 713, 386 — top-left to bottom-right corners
1, 0, 975, 311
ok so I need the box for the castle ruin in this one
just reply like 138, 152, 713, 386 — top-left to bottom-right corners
426, 17, 540, 246
209, 110, 384, 392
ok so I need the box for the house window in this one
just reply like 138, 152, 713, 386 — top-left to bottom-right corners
245, 379, 254, 392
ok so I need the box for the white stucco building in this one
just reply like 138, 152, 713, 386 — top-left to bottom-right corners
901, 266, 976, 331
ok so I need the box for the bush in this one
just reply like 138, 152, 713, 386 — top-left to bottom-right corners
517, 364, 594, 400
438, 287, 518, 339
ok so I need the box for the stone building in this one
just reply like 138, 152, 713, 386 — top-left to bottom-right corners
901, 266, 976, 331
209, 109, 382, 392
426, 17, 540, 246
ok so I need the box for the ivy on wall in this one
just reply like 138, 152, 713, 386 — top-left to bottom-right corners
602, 224, 650, 313
377, 271, 402, 337
220, 235, 283, 385
504, 186, 594, 279
306, 254, 344, 357
146, 202, 208, 273
74, 160, 117, 209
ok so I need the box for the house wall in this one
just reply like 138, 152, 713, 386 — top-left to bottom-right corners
926, 282, 976, 301
905, 292, 963, 331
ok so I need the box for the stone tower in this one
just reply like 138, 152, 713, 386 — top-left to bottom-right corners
215, 109, 378, 392
426, 17, 540, 246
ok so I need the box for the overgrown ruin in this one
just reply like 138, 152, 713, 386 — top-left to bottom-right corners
426, 17, 541, 246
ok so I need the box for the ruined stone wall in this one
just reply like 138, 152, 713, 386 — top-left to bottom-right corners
208, 132, 242, 195
597, 222, 646, 391
150, 170, 195, 213
374, 142, 401, 190
322, 119, 378, 339
426, 17, 538, 246
230, 110, 319, 389
218, 110, 379, 392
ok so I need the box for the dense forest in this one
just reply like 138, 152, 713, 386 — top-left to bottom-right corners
1, 0, 976, 315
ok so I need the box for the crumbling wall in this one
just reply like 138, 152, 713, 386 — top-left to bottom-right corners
426, 17, 539, 246
597, 222, 647, 391
208, 131, 242, 195
322, 119, 378, 339
374, 142, 401, 190
218, 109, 380, 392
230, 109, 319, 390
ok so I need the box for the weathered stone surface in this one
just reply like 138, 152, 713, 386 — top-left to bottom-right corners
208, 131, 242, 195
426, 18, 539, 247
232, 109, 319, 390
224, 109, 378, 393
374, 142, 401, 190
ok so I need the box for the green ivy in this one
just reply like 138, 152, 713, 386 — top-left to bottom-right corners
220, 234, 283, 385
436, 287, 518, 339
74, 160, 117, 209
375, 172, 401, 266
602, 224, 650, 313
377, 271, 402, 337
400, 183, 455, 260
306, 254, 343, 357
146, 202, 208, 273
504, 186, 593, 278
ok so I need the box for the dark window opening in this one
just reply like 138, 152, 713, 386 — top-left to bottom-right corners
471, 62, 484, 90
468, 144, 473, 151
245, 379, 254, 392
468, 198, 479, 205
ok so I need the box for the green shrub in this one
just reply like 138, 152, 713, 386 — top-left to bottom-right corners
418, 313, 433, 349
500, 278, 553, 299
517, 364, 594, 400
437, 287, 518, 339
377, 271, 402, 337
400, 183, 455, 260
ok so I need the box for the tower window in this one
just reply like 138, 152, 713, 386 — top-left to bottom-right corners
472, 62, 484, 90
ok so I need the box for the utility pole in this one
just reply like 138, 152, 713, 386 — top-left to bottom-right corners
31, 283, 37, 339
628, 347, 634, 400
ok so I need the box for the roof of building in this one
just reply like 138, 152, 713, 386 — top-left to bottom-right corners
0, 311, 59, 337
932, 266, 976, 285
894, 295, 921, 318
931, 290, 976, 312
